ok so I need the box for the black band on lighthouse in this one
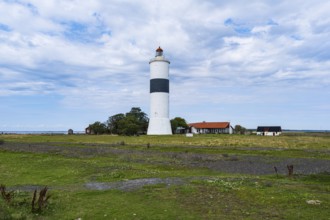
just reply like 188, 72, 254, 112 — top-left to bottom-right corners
150, 78, 169, 93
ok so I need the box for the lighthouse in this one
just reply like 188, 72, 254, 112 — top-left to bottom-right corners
147, 47, 172, 135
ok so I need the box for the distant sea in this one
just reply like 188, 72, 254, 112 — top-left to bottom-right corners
1, 131, 85, 135
282, 129, 329, 133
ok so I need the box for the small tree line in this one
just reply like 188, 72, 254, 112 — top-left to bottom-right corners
87, 107, 149, 136
87, 107, 189, 136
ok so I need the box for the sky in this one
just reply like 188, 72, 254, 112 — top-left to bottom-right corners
0, 0, 329, 131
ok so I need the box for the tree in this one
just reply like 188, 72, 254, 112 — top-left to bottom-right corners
106, 107, 149, 135
107, 113, 125, 134
126, 107, 149, 134
117, 115, 140, 136
234, 125, 246, 134
67, 129, 74, 135
170, 117, 188, 134
88, 121, 107, 135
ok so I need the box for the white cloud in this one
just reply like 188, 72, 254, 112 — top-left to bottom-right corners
0, 0, 329, 130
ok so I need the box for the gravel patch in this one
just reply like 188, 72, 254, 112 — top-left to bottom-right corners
203, 156, 330, 175
85, 177, 186, 191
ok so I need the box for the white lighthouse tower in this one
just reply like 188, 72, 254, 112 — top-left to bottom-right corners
147, 47, 172, 135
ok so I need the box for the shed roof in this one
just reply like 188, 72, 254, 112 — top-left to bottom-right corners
189, 122, 230, 129
257, 126, 282, 132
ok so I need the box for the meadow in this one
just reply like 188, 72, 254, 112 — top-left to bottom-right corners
0, 133, 329, 219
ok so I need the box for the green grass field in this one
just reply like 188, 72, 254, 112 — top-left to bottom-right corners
0, 133, 329, 219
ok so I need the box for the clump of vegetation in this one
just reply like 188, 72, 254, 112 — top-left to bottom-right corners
31, 186, 51, 213
0, 185, 52, 219
0, 139, 4, 145
0, 184, 14, 203
287, 164, 294, 177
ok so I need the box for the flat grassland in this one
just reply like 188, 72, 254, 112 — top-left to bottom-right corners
0, 133, 329, 219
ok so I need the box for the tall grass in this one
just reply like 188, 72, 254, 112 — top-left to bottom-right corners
2, 133, 330, 149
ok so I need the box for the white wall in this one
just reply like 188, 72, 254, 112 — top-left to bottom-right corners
256, 132, 281, 136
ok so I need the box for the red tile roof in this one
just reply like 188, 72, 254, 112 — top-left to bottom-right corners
188, 122, 230, 129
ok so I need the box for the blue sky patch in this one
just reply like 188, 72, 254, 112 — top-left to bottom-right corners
224, 18, 251, 34
0, 23, 11, 32
61, 20, 111, 44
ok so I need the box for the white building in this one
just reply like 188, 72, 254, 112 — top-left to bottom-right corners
256, 126, 282, 136
188, 122, 233, 134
